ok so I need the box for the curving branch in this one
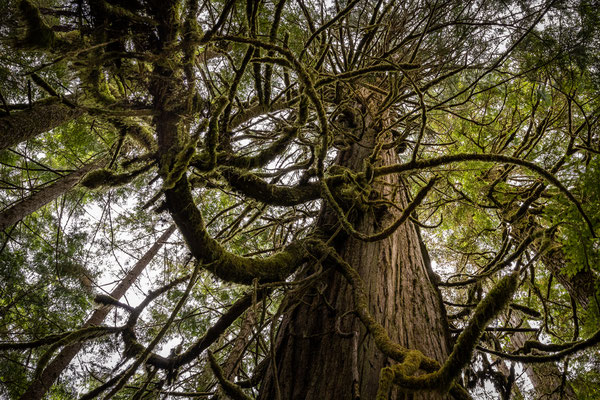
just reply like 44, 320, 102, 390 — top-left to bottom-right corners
320, 176, 438, 242
371, 153, 596, 237
219, 167, 320, 206
120, 289, 267, 370
208, 351, 254, 400
476, 327, 600, 363
165, 176, 307, 284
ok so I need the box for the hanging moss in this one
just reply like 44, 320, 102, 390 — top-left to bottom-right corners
162, 142, 197, 190
81, 67, 119, 106
126, 122, 156, 151
17, 0, 56, 49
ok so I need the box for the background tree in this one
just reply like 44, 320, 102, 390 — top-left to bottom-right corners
1, 0, 599, 399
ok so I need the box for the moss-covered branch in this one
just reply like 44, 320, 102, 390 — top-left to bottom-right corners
0, 332, 73, 351
81, 162, 154, 190
165, 176, 307, 284
226, 94, 307, 170
0, 97, 84, 151
477, 327, 600, 363
219, 167, 320, 206
205, 96, 229, 170
213, 35, 329, 175
34, 326, 123, 378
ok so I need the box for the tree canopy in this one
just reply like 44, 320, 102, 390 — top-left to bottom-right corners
1, 0, 599, 399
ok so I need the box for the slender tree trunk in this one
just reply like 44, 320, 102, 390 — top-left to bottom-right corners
259, 113, 452, 399
0, 98, 83, 151
212, 309, 257, 400
0, 158, 105, 232
18, 224, 176, 400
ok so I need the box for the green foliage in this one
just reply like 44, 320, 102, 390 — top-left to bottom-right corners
1, 0, 600, 399
0, 219, 93, 398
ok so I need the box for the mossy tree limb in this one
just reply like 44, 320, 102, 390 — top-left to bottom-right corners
219, 167, 321, 206
165, 176, 307, 284
0, 97, 84, 151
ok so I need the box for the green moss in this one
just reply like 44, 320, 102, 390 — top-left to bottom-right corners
126, 123, 156, 151
377, 351, 423, 398
376, 367, 394, 400
18, 0, 55, 49
81, 165, 151, 189
430, 272, 520, 392
165, 177, 307, 284
163, 143, 196, 190
81, 68, 119, 106
81, 169, 114, 189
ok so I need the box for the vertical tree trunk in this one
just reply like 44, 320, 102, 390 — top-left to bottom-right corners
18, 224, 176, 400
259, 120, 452, 399
0, 157, 105, 232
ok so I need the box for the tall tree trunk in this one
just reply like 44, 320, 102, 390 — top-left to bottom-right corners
259, 113, 452, 399
0, 98, 83, 151
18, 224, 176, 400
0, 157, 105, 232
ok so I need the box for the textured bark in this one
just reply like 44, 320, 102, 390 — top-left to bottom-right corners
18, 224, 176, 400
0, 98, 83, 151
258, 123, 452, 399
222, 309, 257, 380
212, 309, 257, 400
0, 158, 104, 231
541, 248, 596, 310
